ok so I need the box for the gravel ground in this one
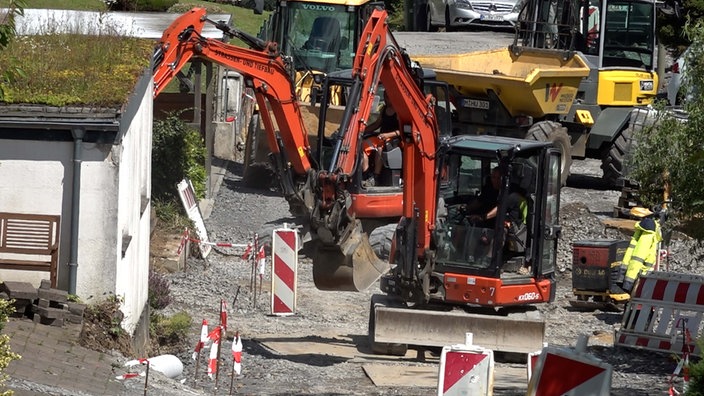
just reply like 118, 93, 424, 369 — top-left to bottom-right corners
120, 29, 692, 396
123, 157, 704, 396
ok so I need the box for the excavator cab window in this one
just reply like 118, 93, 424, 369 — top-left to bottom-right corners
435, 153, 499, 271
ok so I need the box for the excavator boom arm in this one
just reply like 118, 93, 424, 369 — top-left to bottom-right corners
152, 8, 313, 177
353, 9, 440, 250
311, 9, 439, 291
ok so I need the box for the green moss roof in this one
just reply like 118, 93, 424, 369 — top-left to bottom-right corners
0, 34, 153, 108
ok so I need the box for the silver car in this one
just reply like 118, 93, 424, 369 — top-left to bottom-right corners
424, 0, 523, 31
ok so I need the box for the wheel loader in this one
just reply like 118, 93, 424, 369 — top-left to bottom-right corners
309, 9, 562, 354
411, 0, 660, 186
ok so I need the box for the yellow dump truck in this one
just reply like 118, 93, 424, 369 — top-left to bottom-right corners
414, 46, 590, 183
413, 0, 660, 185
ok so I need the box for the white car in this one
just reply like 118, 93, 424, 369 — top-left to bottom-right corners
667, 47, 698, 106
423, 0, 523, 31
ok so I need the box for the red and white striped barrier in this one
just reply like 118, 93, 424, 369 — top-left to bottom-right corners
232, 333, 243, 375
615, 271, 703, 356
437, 334, 494, 396
192, 319, 209, 360
271, 226, 298, 316
527, 346, 612, 395
207, 327, 222, 380
178, 228, 257, 256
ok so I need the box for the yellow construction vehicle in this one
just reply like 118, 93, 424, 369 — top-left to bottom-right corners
242, 0, 385, 187
412, 0, 660, 186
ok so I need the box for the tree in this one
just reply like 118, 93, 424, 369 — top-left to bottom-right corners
658, 0, 704, 53
0, 0, 26, 101
627, 19, 704, 239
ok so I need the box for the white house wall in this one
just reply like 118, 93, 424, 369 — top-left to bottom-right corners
114, 83, 152, 334
0, 142, 71, 286
0, 74, 153, 335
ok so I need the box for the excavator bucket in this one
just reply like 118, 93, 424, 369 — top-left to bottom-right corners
313, 222, 390, 292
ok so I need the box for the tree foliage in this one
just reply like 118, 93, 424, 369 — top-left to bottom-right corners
659, 0, 704, 52
628, 20, 704, 239
151, 112, 207, 202
0, 299, 20, 396
0, 0, 26, 102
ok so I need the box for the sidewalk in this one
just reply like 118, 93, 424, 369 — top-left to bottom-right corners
3, 318, 127, 395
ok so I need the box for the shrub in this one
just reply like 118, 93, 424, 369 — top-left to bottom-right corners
151, 112, 207, 202
0, 299, 20, 395
150, 311, 192, 348
148, 270, 173, 310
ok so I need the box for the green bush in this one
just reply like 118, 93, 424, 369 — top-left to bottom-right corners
151, 111, 207, 202
0, 299, 20, 395
150, 311, 192, 347
627, 19, 704, 239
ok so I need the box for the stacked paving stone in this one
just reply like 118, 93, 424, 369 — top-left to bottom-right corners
0, 279, 86, 327
0, 281, 37, 317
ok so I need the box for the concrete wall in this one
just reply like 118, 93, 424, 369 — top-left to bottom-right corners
113, 82, 152, 334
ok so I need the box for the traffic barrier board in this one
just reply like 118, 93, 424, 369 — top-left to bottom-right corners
615, 271, 703, 356
527, 346, 612, 395
271, 227, 298, 316
437, 339, 493, 396
177, 179, 211, 258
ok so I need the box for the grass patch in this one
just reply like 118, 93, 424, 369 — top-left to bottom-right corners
0, 33, 153, 106
0, 1, 270, 105
0, 0, 106, 9
169, 1, 269, 39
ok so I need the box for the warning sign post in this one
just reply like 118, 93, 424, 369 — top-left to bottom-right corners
437, 333, 494, 396
527, 345, 612, 395
271, 227, 298, 316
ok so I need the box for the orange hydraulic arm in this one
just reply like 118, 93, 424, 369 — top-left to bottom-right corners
315, 9, 439, 252
152, 8, 315, 213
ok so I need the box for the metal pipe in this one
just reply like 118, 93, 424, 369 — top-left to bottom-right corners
68, 127, 85, 295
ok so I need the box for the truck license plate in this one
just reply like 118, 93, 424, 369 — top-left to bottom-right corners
461, 98, 490, 110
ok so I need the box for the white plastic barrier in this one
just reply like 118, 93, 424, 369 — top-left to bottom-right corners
124, 354, 184, 379
616, 271, 703, 356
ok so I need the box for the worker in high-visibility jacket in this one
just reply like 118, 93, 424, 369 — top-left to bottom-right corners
617, 215, 662, 293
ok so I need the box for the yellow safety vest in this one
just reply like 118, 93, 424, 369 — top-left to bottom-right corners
623, 219, 662, 283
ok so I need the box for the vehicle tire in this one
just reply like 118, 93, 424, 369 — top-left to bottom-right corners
242, 113, 275, 189
369, 223, 397, 261
601, 125, 632, 186
525, 121, 572, 185
368, 294, 408, 356
444, 7, 455, 32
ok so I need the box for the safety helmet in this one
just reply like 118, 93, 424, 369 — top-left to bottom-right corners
630, 207, 653, 218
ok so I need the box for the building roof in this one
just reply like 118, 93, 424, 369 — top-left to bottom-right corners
13, 9, 232, 39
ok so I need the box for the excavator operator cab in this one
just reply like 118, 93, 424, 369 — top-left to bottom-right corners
433, 135, 561, 280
